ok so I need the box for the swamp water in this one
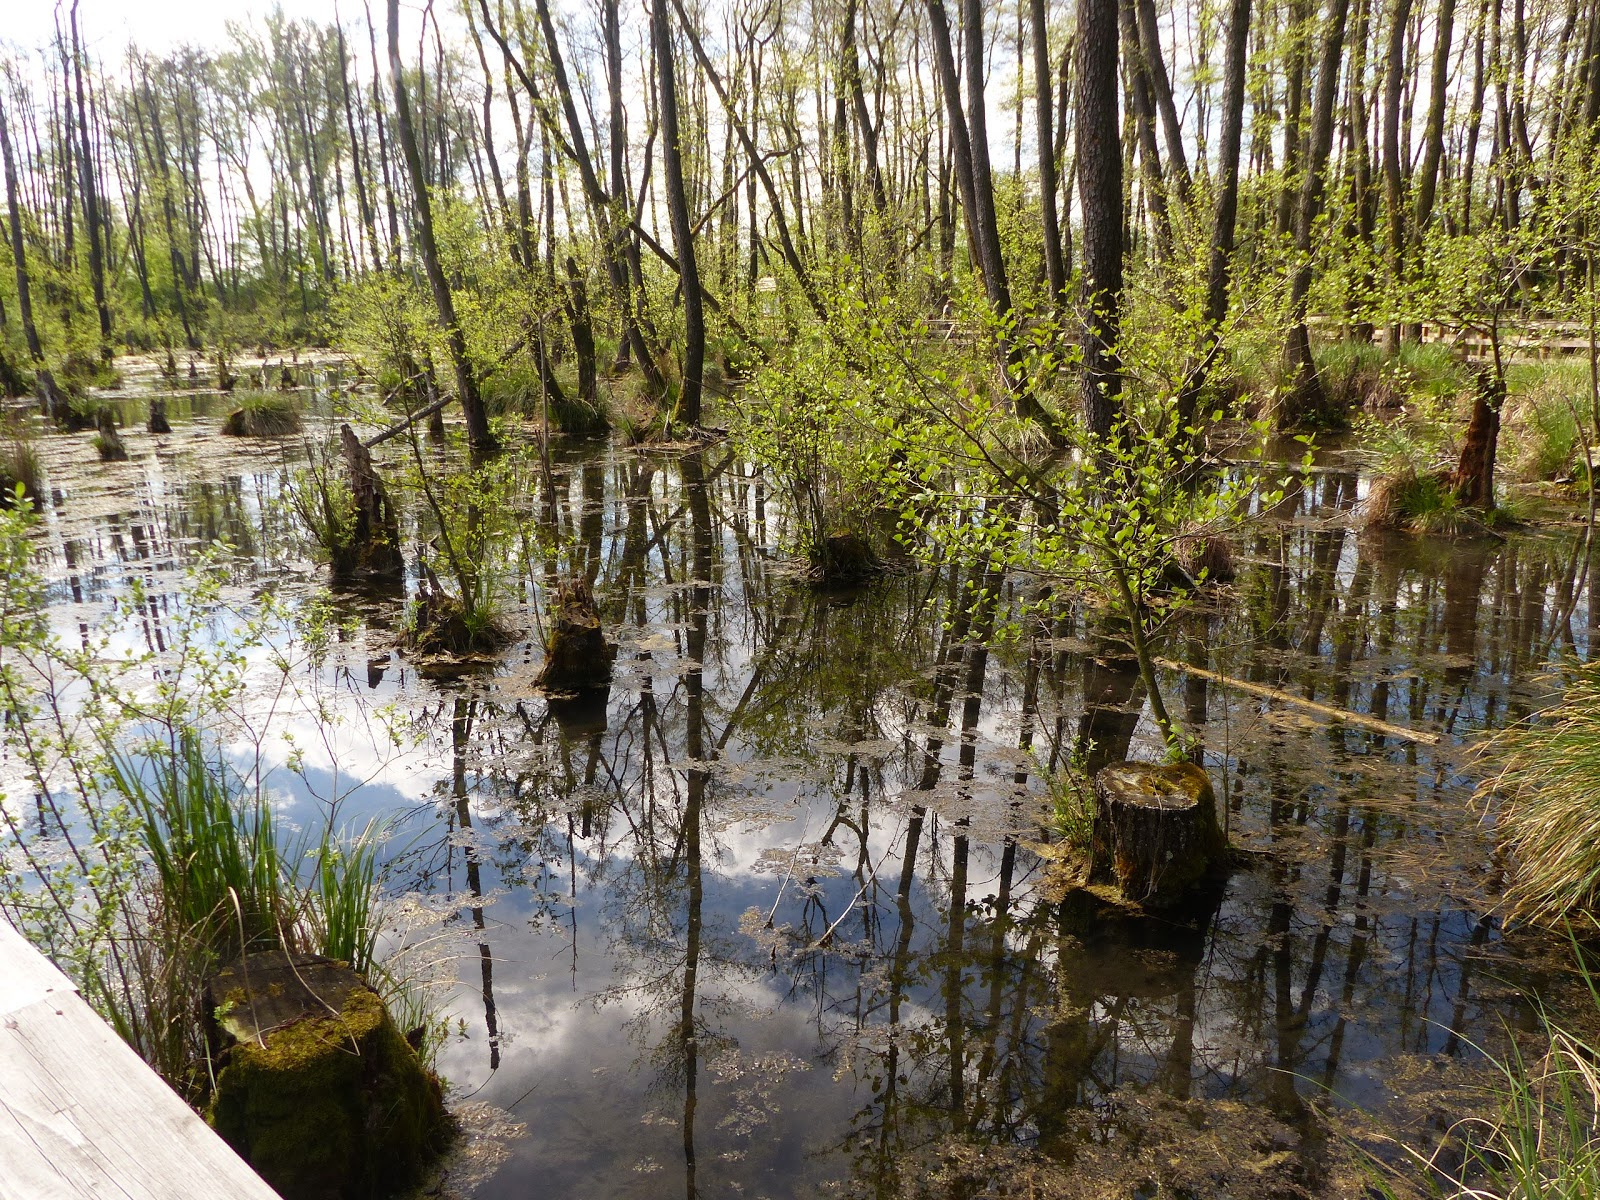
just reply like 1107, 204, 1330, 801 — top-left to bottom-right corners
6, 358, 1594, 1198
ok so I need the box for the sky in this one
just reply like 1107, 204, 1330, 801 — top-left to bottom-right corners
11, 0, 390, 57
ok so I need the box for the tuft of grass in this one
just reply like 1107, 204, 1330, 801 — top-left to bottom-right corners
1365, 469, 1493, 537
223, 391, 303, 437
0, 439, 41, 509
109, 730, 288, 961
1376, 940, 1600, 1199
1393, 339, 1471, 400
1045, 757, 1096, 859
1475, 662, 1600, 925
482, 363, 610, 434
96, 728, 392, 1089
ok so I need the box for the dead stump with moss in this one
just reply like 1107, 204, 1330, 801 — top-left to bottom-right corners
1090, 761, 1228, 908
332, 423, 403, 581
94, 408, 128, 461
206, 951, 451, 1200
224, 395, 302, 437
808, 531, 882, 587
537, 577, 614, 693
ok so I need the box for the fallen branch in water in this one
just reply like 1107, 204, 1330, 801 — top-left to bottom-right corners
1154, 658, 1442, 746
363, 394, 452, 448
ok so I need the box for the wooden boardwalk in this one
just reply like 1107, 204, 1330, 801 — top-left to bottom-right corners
0, 919, 281, 1200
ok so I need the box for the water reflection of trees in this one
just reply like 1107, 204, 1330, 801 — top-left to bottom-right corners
353, 455, 1580, 1192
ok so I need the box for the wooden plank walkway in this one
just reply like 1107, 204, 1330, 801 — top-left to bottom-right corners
0, 919, 281, 1200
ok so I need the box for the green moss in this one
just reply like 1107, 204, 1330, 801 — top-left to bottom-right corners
208, 985, 451, 1200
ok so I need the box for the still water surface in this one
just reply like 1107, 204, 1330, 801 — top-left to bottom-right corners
12, 363, 1593, 1197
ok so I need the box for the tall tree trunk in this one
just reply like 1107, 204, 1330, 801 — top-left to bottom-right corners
0, 101, 64, 418
1413, 0, 1458, 236
1176, 0, 1251, 428
1381, 0, 1414, 315
69, 3, 112, 356
1031, 0, 1067, 305
652, 0, 704, 426
1122, 0, 1172, 261
1282, 0, 1353, 423
961, 0, 1012, 313
1136, 0, 1192, 200
387, 0, 496, 452
1076, 0, 1123, 437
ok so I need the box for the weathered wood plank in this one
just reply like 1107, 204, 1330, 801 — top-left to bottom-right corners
0, 922, 282, 1200
0, 920, 73, 1019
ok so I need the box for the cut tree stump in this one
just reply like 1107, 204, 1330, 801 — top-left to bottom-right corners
537, 577, 614, 693
205, 951, 451, 1200
1091, 761, 1228, 908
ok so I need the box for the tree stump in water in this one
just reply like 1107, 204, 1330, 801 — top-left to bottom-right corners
1453, 365, 1505, 509
94, 408, 128, 461
147, 396, 172, 434
1091, 761, 1227, 907
334, 423, 403, 580
808, 531, 881, 587
206, 951, 451, 1200
537, 577, 613, 693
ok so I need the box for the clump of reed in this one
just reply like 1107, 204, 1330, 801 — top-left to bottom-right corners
0, 437, 42, 508
223, 390, 303, 437
1475, 662, 1600, 924
481, 362, 609, 435
1505, 361, 1596, 486
93, 729, 387, 1095
1364, 469, 1490, 537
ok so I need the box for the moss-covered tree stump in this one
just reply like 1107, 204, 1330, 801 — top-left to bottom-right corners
94, 408, 128, 461
808, 531, 881, 587
206, 952, 451, 1200
537, 577, 613, 693
1090, 762, 1228, 908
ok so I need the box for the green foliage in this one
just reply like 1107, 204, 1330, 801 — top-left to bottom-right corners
1504, 361, 1596, 485
737, 336, 902, 576
283, 440, 359, 564
480, 362, 609, 434
738, 283, 1294, 745
402, 443, 535, 654
1044, 755, 1095, 859
1354, 394, 1458, 478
